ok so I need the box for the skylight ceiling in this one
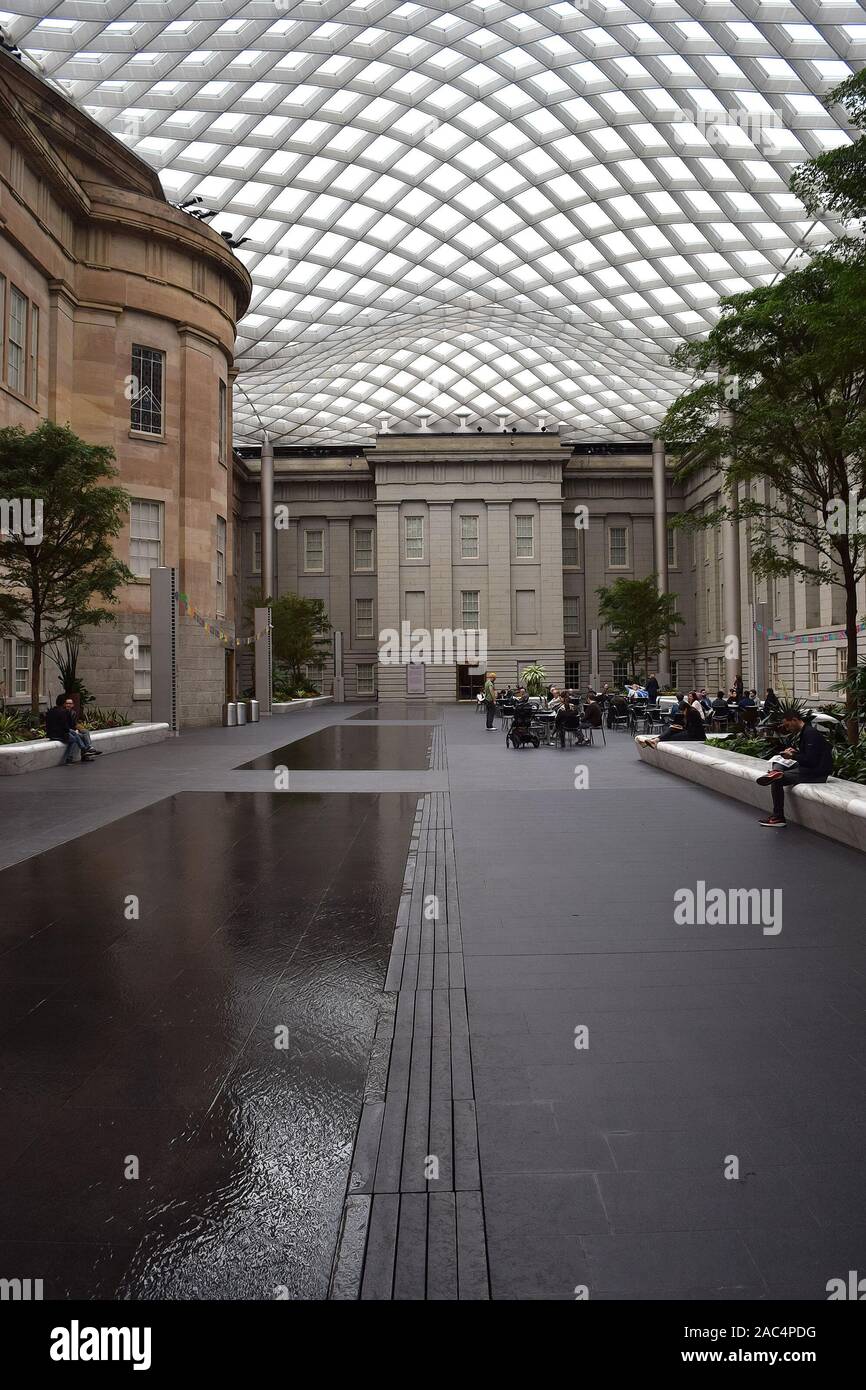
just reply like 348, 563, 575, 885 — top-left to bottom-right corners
10, 1, 863, 444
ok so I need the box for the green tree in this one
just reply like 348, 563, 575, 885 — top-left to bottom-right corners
0, 421, 133, 716
270, 591, 332, 688
658, 245, 866, 743
596, 576, 683, 682
791, 69, 866, 224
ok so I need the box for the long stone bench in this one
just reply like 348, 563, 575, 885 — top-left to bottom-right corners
271, 695, 333, 713
0, 722, 170, 775
635, 735, 866, 854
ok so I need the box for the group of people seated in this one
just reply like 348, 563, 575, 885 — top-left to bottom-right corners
44, 695, 102, 764
646, 685, 782, 744
482, 677, 603, 747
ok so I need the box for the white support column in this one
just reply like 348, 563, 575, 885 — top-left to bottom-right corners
652, 436, 670, 686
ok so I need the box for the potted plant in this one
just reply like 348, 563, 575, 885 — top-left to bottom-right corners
521, 662, 547, 697
49, 636, 91, 715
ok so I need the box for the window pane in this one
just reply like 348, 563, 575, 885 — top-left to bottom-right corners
218, 379, 227, 464
129, 500, 162, 578
461, 590, 479, 629
15, 640, 31, 695
304, 529, 324, 570
405, 516, 423, 559
564, 596, 579, 634
562, 525, 579, 566
29, 303, 38, 402
8, 287, 26, 393
134, 644, 152, 697
565, 660, 581, 688
515, 514, 533, 557
356, 597, 374, 637
354, 528, 374, 570
460, 514, 479, 558
216, 516, 226, 615
609, 527, 627, 566
357, 662, 375, 695
130, 345, 164, 434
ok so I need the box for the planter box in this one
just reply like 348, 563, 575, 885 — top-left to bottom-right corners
271, 696, 334, 714
0, 722, 170, 775
635, 735, 866, 853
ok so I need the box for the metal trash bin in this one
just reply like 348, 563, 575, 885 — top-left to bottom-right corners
249, 699, 260, 723
224, 702, 237, 727
236, 701, 247, 725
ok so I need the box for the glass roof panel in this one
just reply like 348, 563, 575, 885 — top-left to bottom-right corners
9, 0, 858, 444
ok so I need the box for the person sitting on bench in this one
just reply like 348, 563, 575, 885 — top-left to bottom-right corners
45, 694, 94, 765
756, 711, 833, 828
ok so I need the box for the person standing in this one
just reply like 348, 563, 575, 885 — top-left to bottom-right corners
646, 673, 660, 704
483, 670, 497, 729
734, 673, 744, 700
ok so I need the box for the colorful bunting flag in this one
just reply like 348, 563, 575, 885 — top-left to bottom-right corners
173, 592, 271, 647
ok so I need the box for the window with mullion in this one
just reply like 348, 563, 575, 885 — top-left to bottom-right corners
130, 345, 164, 435
460, 514, 479, 559
515, 514, 533, 558
404, 516, 424, 561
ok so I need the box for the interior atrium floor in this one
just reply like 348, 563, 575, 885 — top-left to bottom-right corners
0, 703, 863, 1300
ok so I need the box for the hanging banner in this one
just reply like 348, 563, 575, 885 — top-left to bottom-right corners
174, 592, 271, 648
753, 618, 865, 644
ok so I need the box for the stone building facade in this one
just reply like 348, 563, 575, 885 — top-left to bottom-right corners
234, 429, 865, 706
0, 51, 250, 726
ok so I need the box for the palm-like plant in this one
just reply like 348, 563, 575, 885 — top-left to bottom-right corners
521, 662, 547, 696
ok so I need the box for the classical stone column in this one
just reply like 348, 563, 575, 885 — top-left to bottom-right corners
652, 437, 671, 685
260, 433, 275, 602
719, 407, 742, 690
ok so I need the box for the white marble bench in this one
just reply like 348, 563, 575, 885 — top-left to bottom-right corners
271, 696, 334, 713
0, 722, 170, 775
635, 735, 866, 853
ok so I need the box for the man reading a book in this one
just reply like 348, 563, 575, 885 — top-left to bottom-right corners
756, 712, 833, 828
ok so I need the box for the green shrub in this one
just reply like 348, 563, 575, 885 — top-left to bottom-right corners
82, 706, 131, 730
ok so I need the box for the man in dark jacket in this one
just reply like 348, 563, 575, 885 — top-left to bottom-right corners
646, 673, 660, 704
756, 713, 833, 826
45, 694, 93, 764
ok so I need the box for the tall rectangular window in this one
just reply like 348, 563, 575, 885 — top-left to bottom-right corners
565, 660, 581, 688
669, 660, 678, 690
809, 648, 819, 695
356, 663, 375, 695
134, 644, 151, 698
461, 590, 480, 630
355, 597, 374, 638
612, 658, 629, 685
130, 345, 164, 434
28, 303, 38, 402
353, 528, 374, 571
460, 515, 479, 559
718, 657, 725, 690
667, 527, 677, 569
304, 529, 324, 572
404, 516, 424, 560
216, 516, 226, 617
14, 639, 31, 696
252, 530, 261, 574
608, 527, 628, 568
129, 500, 163, 579
218, 379, 227, 465
7, 287, 26, 394
515, 514, 534, 558
837, 648, 848, 685
769, 652, 779, 688
562, 524, 580, 567
563, 596, 580, 635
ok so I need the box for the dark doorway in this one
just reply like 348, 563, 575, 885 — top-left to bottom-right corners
457, 665, 486, 701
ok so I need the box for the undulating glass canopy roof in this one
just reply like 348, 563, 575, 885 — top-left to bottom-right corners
5, 2, 863, 444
